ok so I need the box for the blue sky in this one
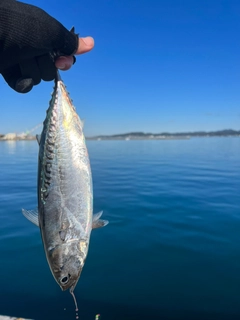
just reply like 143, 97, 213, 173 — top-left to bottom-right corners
0, 0, 240, 136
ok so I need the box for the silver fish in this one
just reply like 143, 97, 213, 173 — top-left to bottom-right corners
22, 72, 108, 297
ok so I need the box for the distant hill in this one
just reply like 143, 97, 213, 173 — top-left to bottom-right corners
87, 129, 240, 140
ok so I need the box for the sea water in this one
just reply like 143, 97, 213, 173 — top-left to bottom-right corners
0, 138, 239, 320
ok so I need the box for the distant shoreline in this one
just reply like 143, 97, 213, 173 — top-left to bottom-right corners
87, 129, 240, 140
0, 129, 239, 141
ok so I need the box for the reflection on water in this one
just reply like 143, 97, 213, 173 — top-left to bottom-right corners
4, 140, 17, 153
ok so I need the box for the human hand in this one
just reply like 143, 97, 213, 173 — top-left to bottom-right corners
0, 0, 94, 93
55, 37, 94, 70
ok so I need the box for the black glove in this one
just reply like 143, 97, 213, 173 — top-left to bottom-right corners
0, 0, 78, 93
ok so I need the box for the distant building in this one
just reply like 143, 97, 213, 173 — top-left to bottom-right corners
2, 133, 17, 140
18, 133, 27, 139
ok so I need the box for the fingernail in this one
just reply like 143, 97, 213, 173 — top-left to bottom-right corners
82, 36, 94, 47
56, 57, 68, 69
57, 63, 66, 70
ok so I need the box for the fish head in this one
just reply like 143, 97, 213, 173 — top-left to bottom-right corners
49, 240, 88, 291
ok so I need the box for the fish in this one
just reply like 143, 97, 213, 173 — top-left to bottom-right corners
22, 71, 108, 304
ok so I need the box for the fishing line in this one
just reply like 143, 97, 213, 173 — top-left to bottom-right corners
70, 289, 79, 319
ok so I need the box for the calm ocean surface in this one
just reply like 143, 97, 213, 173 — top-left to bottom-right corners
0, 138, 240, 320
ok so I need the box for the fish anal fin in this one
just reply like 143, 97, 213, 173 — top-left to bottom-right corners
22, 208, 39, 227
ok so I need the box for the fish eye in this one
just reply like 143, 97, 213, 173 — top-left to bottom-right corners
60, 274, 71, 285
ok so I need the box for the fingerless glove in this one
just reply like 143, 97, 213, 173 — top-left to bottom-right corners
0, 0, 78, 93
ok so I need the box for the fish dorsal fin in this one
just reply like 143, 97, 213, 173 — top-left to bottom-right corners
36, 134, 41, 145
92, 211, 109, 229
22, 208, 39, 227
80, 119, 84, 128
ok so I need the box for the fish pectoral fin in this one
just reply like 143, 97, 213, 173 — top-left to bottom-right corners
92, 211, 109, 229
93, 211, 103, 222
22, 208, 39, 227
92, 219, 109, 229
36, 134, 41, 145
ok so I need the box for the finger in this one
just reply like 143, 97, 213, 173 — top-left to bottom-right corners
55, 36, 94, 70
55, 56, 74, 70
1, 65, 34, 93
37, 54, 56, 81
75, 37, 94, 55
19, 59, 41, 85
